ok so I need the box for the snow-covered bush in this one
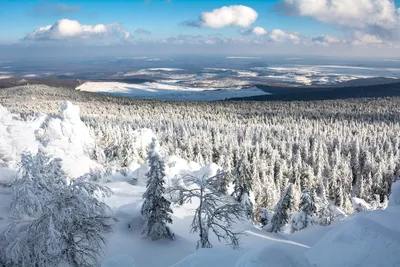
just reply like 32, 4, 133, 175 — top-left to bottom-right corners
10, 150, 67, 218
0, 177, 115, 267
259, 208, 274, 229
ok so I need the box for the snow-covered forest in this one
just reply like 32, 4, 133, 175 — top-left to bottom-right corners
0, 84, 400, 267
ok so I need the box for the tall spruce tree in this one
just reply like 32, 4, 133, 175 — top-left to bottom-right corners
141, 139, 174, 240
268, 183, 294, 233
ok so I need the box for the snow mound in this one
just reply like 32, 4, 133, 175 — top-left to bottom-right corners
236, 243, 309, 267
389, 181, 400, 206
306, 209, 400, 267
170, 249, 240, 267
102, 254, 136, 267
351, 197, 371, 211
0, 105, 42, 169
193, 163, 222, 179
37, 101, 94, 152
35, 101, 100, 178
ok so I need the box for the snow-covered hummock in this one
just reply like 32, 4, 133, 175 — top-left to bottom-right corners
76, 81, 270, 101
351, 197, 372, 211
0, 104, 43, 177
306, 181, 400, 267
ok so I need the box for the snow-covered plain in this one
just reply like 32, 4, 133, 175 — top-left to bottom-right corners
76, 81, 270, 101
0, 102, 399, 267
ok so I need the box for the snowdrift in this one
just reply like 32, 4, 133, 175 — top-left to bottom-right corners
306, 181, 400, 267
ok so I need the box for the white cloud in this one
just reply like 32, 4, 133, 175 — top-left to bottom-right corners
184, 5, 258, 28
252, 27, 268, 36
312, 35, 341, 47
24, 19, 131, 42
350, 31, 385, 46
269, 29, 301, 44
240, 26, 267, 36
277, 0, 400, 42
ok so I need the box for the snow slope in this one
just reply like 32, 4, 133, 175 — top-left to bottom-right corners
76, 81, 270, 101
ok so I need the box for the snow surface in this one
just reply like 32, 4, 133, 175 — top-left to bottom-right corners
1, 102, 399, 267
76, 82, 270, 101
389, 180, 400, 206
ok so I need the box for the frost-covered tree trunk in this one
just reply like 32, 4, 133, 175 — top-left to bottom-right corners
141, 138, 174, 240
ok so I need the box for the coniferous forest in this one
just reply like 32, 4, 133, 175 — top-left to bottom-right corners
1, 85, 399, 226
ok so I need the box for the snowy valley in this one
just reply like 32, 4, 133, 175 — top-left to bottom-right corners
0, 85, 399, 267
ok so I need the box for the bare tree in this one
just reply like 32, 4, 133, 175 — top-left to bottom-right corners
169, 172, 245, 249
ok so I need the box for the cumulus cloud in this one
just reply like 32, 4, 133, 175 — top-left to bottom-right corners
24, 19, 131, 43
33, 2, 80, 16
135, 28, 151, 35
240, 27, 267, 36
183, 5, 258, 28
276, 0, 400, 42
269, 29, 301, 44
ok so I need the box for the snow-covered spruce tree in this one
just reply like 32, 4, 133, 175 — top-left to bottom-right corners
169, 172, 245, 249
267, 183, 294, 233
10, 150, 67, 218
141, 138, 174, 240
231, 153, 253, 219
0, 177, 115, 267
291, 189, 317, 233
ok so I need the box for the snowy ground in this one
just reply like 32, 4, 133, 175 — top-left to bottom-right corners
76, 82, 270, 101
0, 102, 400, 267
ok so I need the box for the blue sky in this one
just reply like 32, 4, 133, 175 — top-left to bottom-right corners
1, 0, 400, 57
0, 0, 338, 41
